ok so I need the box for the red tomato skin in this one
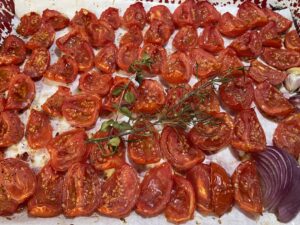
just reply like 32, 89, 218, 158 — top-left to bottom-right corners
42, 86, 71, 117
217, 12, 247, 38
254, 81, 295, 118
0, 111, 24, 148
26, 109, 53, 149
62, 94, 101, 129
27, 164, 64, 217
98, 164, 140, 218
263, 8, 292, 33
100, 7, 121, 30
26, 23, 55, 50
42, 9, 70, 31
120, 26, 143, 47
231, 109, 266, 152
117, 43, 139, 72
199, 25, 224, 54
47, 129, 88, 172
165, 175, 195, 224
160, 126, 205, 171
147, 5, 173, 26
0, 65, 19, 93
95, 44, 118, 74
5, 73, 36, 111
248, 59, 287, 85
144, 20, 174, 46
122, 2, 146, 30
24, 47, 50, 80
0, 35, 26, 66
173, 26, 198, 52
136, 162, 173, 217
217, 48, 244, 76
86, 20, 115, 48
273, 113, 300, 159
172, 0, 196, 28
17, 12, 42, 36
285, 30, 300, 52
71, 8, 97, 28
195, 1, 221, 27
260, 21, 282, 48
79, 72, 112, 97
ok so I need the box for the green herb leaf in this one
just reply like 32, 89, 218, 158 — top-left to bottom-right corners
124, 91, 135, 104
108, 137, 121, 147
135, 73, 144, 84
100, 119, 114, 131
119, 106, 132, 118
112, 87, 123, 96
113, 121, 132, 132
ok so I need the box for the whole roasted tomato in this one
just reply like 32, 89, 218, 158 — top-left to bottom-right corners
188, 112, 234, 152
285, 30, 300, 52
0, 111, 24, 148
173, 26, 198, 52
26, 23, 55, 50
5, 73, 35, 111
98, 164, 140, 218
43, 55, 78, 84
122, 2, 146, 30
144, 20, 174, 46
42, 86, 71, 117
254, 81, 294, 118
0, 158, 36, 215
232, 160, 263, 214
100, 7, 121, 30
0, 35, 26, 66
136, 162, 173, 217
42, 9, 69, 31
94, 44, 118, 74
160, 126, 205, 171
231, 109, 266, 152
165, 175, 195, 224
47, 129, 88, 171
120, 26, 143, 47
62, 94, 101, 129
86, 20, 115, 48
63, 163, 101, 217
27, 164, 64, 217
17, 12, 42, 36
26, 109, 53, 149
0, 65, 19, 92
79, 72, 112, 97
24, 47, 50, 80
260, 21, 282, 48
199, 25, 224, 54
273, 113, 300, 159
217, 12, 247, 38
128, 120, 161, 165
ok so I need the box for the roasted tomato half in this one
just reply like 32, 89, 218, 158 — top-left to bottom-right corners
0, 65, 19, 93
71, 8, 97, 28
117, 43, 139, 72
136, 162, 173, 217
17, 12, 42, 36
42, 9, 69, 31
217, 12, 247, 38
27, 164, 64, 217
0, 111, 24, 148
147, 5, 173, 26
122, 2, 146, 30
231, 109, 266, 152
188, 112, 234, 152
120, 26, 143, 47
98, 164, 140, 218
260, 21, 282, 48
263, 8, 292, 33
26, 109, 53, 149
144, 20, 174, 46
26, 23, 55, 50
0, 35, 26, 66
47, 129, 88, 172
100, 7, 121, 30
217, 48, 243, 76
232, 160, 263, 215
285, 30, 300, 52
173, 26, 198, 52
199, 25, 224, 54
94, 44, 118, 74
86, 20, 115, 48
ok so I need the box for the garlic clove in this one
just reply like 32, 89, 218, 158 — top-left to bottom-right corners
285, 67, 300, 92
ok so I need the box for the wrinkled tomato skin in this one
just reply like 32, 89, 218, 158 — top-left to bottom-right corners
42, 86, 71, 117
237, 1, 268, 29
273, 113, 300, 159
117, 43, 139, 72
165, 175, 195, 224
95, 44, 118, 74
134, 79, 166, 114
122, 2, 146, 30
263, 8, 292, 33
187, 163, 212, 214
160, 126, 205, 171
128, 120, 161, 165
173, 26, 198, 52
199, 25, 224, 54
219, 76, 254, 112
62, 94, 101, 129
136, 162, 173, 217
100, 7, 121, 30
5, 73, 36, 111
172, 0, 197, 28
0, 35, 26, 66
231, 109, 266, 152
232, 160, 263, 215
248, 59, 287, 86
88, 130, 126, 171
254, 82, 294, 118
217, 48, 244, 76
26, 109, 53, 149
147, 5, 173, 26
63, 163, 101, 218
188, 112, 234, 152
144, 20, 174, 46
24, 47, 50, 80
0, 158, 36, 215
71, 8, 97, 28
217, 12, 247, 38
47, 129, 88, 172
43, 55, 78, 84
229, 30, 262, 59
27, 164, 64, 217
285, 30, 300, 52
17, 12, 42, 37
42, 9, 69, 31
86, 20, 115, 48
261, 47, 300, 71
120, 26, 143, 47
161, 52, 192, 85
26, 23, 55, 50
195, 1, 221, 27
0, 65, 19, 93
210, 162, 234, 217
79, 72, 112, 97
261, 21, 282, 48
98, 164, 140, 218
0, 111, 24, 148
